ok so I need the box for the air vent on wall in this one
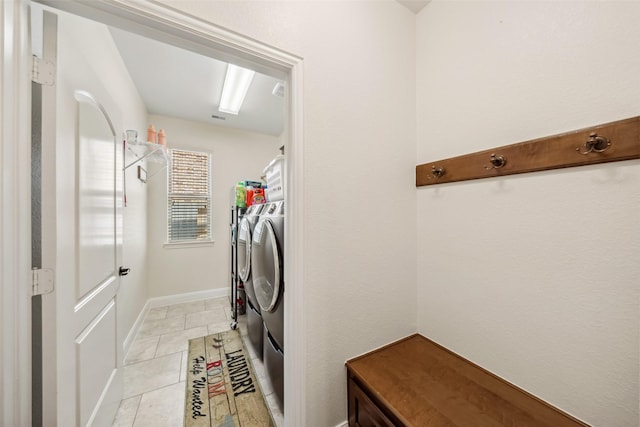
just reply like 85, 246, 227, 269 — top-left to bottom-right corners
272, 82, 285, 98
211, 114, 227, 120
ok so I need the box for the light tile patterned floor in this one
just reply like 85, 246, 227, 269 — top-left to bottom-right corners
112, 297, 283, 427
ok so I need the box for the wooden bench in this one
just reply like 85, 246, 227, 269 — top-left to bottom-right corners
346, 334, 588, 426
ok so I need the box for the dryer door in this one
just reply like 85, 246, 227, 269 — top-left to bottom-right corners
252, 218, 282, 312
237, 217, 252, 282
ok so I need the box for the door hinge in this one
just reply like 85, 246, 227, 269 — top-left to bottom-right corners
32, 268, 54, 296
32, 55, 56, 86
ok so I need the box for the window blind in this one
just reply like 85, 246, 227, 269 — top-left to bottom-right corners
167, 149, 211, 242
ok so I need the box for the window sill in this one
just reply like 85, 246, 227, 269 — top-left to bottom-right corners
163, 240, 215, 249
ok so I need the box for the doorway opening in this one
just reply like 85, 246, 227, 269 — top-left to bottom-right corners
29, 1, 305, 425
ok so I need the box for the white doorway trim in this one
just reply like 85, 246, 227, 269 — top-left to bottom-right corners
7, 0, 306, 424
1, 0, 33, 425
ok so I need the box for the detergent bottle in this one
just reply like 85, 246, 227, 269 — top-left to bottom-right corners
235, 181, 246, 207
245, 186, 255, 207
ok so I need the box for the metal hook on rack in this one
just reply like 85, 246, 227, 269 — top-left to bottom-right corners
577, 132, 611, 155
485, 153, 506, 170
431, 165, 446, 178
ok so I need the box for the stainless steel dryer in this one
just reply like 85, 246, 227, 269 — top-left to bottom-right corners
237, 203, 265, 358
251, 200, 285, 410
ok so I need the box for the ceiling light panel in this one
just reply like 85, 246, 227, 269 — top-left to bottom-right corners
218, 64, 255, 115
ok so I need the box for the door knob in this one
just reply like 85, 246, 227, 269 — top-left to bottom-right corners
118, 266, 130, 276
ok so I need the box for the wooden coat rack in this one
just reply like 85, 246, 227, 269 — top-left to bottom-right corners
416, 116, 640, 187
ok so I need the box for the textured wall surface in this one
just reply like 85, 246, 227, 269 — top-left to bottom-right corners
415, 2, 640, 426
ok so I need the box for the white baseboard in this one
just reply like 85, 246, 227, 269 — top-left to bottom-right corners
121, 287, 228, 363
147, 287, 228, 309
89, 367, 122, 427
122, 299, 151, 363
334, 422, 348, 427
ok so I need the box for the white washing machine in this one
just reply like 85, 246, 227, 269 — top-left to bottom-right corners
237, 203, 265, 358
251, 200, 285, 410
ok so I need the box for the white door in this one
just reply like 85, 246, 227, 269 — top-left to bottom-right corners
71, 90, 123, 426
35, 7, 123, 426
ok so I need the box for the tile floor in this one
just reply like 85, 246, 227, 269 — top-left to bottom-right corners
112, 297, 284, 427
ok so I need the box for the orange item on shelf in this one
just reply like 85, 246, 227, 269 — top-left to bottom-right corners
252, 188, 265, 205
246, 187, 255, 207
147, 124, 157, 143
158, 129, 166, 146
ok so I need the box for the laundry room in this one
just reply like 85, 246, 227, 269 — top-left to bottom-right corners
102, 26, 286, 302
3, 1, 638, 427
29, 2, 287, 425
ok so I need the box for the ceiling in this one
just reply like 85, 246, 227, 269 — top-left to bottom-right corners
109, 0, 428, 137
397, 0, 430, 14
109, 27, 285, 137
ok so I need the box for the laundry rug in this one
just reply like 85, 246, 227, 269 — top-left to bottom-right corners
185, 330, 274, 427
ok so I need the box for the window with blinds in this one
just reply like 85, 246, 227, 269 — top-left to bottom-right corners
167, 149, 211, 242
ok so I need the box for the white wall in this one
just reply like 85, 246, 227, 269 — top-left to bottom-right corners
146, 114, 281, 298
156, 2, 418, 425
416, 2, 639, 426
121, 136, 149, 355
